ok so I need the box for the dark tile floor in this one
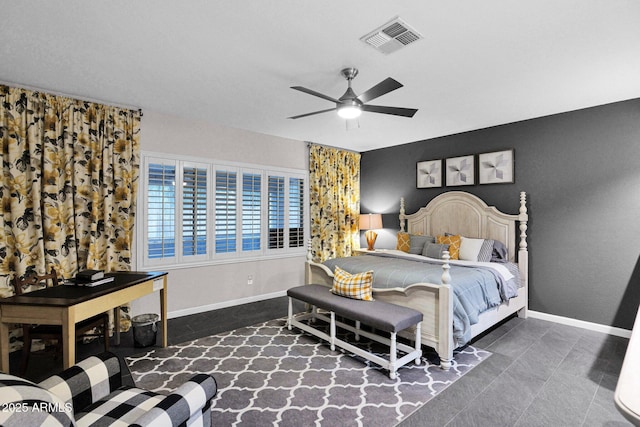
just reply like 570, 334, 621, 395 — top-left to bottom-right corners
402, 316, 632, 426
10, 298, 632, 426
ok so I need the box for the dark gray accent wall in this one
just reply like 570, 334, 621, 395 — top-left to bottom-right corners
360, 98, 640, 330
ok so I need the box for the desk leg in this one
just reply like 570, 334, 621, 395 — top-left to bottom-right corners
160, 276, 168, 347
114, 307, 121, 346
0, 321, 9, 373
62, 313, 75, 369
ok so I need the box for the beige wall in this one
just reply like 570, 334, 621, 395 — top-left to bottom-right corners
131, 111, 308, 318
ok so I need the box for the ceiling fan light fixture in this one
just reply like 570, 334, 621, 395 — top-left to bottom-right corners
337, 104, 362, 119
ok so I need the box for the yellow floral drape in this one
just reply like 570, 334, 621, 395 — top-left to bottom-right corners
309, 144, 360, 262
0, 84, 140, 332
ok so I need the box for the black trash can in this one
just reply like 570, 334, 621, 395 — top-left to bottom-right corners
132, 313, 159, 347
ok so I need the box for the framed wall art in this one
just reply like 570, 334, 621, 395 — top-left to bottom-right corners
416, 159, 442, 188
445, 155, 475, 186
478, 149, 514, 184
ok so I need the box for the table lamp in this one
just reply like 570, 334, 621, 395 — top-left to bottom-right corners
359, 213, 383, 251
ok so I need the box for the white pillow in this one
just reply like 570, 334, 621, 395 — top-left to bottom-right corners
459, 236, 485, 261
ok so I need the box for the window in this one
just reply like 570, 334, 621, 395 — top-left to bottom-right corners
215, 169, 237, 254
289, 177, 305, 248
242, 172, 261, 252
183, 166, 207, 256
139, 153, 308, 268
268, 175, 285, 249
147, 162, 176, 259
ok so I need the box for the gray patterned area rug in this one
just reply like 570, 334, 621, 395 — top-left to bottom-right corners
127, 318, 490, 426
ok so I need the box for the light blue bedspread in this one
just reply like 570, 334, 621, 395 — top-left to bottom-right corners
322, 252, 520, 347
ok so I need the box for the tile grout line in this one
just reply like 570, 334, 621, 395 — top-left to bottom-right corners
511, 325, 586, 426
443, 320, 534, 426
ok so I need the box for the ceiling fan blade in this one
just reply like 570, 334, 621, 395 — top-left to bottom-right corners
357, 78, 403, 103
361, 104, 418, 118
287, 107, 337, 119
291, 86, 340, 103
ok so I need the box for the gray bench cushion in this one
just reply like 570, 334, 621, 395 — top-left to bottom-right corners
288, 284, 423, 333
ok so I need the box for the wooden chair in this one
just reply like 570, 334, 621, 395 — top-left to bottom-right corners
12, 268, 110, 376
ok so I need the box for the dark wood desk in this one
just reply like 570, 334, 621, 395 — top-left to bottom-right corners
0, 271, 167, 372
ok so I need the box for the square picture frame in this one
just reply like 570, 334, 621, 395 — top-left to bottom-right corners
416, 159, 442, 188
445, 155, 475, 186
478, 149, 514, 184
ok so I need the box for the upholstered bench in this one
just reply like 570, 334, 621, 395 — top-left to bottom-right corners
287, 284, 423, 379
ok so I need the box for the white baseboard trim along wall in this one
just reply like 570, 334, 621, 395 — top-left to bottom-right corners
168, 290, 288, 319
167, 297, 632, 340
528, 310, 631, 339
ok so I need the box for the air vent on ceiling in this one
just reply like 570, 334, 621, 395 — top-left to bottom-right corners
360, 17, 423, 54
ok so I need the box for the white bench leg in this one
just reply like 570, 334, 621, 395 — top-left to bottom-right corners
389, 332, 397, 379
287, 297, 293, 330
355, 320, 361, 341
330, 311, 336, 351
311, 305, 317, 323
415, 323, 422, 365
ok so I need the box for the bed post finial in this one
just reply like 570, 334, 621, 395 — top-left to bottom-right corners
441, 251, 451, 285
399, 197, 406, 232
519, 192, 528, 251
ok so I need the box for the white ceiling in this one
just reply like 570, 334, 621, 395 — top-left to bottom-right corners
2, 1, 639, 152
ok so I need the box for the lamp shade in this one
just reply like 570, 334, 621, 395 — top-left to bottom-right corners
359, 213, 383, 230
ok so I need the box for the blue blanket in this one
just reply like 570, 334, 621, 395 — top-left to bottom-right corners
323, 252, 519, 347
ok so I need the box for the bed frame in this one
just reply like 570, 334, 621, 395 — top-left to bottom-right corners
305, 191, 528, 369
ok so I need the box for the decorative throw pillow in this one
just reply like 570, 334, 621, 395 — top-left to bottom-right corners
491, 240, 509, 263
396, 232, 410, 252
459, 236, 486, 261
409, 234, 435, 254
332, 266, 374, 301
422, 242, 450, 259
436, 235, 461, 260
477, 239, 494, 262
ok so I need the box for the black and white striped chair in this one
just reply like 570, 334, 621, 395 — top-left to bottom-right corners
0, 352, 217, 427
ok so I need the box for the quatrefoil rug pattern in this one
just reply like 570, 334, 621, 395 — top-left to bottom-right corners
127, 318, 490, 426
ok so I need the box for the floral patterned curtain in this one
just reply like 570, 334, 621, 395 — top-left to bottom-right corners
0, 84, 140, 333
309, 144, 360, 262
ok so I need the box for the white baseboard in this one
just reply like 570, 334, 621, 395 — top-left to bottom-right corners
168, 299, 632, 340
167, 290, 288, 319
528, 310, 631, 339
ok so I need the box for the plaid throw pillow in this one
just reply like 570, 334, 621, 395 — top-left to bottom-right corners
436, 234, 461, 260
331, 266, 374, 301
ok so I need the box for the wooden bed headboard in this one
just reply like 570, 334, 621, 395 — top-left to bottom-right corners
399, 191, 528, 263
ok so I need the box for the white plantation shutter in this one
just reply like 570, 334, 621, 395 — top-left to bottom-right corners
147, 162, 176, 259
242, 172, 261, 252
289, 177, 304, 248
182, 166, 208, 256
215, 169, 237, 254
268, 175, 285, 249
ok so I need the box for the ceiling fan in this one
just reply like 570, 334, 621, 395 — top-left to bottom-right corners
288, 68, 418, 120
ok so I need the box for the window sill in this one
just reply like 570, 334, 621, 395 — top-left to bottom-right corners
139, 251, 306, 271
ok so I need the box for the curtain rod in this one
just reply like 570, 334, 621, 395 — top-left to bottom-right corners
0, 79, 143, 116
306, 141, 361, 154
